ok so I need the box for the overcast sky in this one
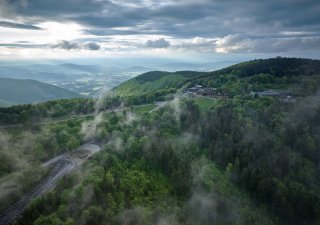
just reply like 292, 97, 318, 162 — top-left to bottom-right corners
0, 0, 319, 61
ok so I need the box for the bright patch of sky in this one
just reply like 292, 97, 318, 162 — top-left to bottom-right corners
0, 0, 319, 60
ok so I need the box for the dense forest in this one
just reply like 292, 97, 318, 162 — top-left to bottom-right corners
1, 58, 320, 225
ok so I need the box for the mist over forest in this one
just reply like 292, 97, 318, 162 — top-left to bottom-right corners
1, 0, 320, 225
0, 57, 319, 225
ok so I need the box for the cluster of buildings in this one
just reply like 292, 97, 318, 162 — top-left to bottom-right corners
250, 90, 293, 102
185, 84, 294, 103
185, 85, 229, 99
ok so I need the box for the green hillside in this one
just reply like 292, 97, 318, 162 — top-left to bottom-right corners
188, 57, 320, 98
114, 71, 206, 97
1, 58, 320, 225
0, 78, 81, 106
114, 58, 320, 99
207, 57, 320, 78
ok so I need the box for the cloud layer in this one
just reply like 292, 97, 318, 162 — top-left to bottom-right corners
0, 0, 319, 58
0, 21, 41, 30
50, 40, 101, 51
145, 38, 170, 48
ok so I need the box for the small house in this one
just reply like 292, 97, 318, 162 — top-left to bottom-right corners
259, 90, 280, 97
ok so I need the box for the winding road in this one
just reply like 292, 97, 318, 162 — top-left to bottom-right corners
0, 144, 101, 225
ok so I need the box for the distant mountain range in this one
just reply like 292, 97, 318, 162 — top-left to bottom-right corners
0, 78, 81, 106
155, 61, 240, 71
0, 61, 240, 82
0, 60, 240, 97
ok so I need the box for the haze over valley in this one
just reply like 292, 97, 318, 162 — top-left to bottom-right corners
0, 1, 320, 225
0, 58, 240, 100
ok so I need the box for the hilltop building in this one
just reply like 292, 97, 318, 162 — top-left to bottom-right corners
250, 90, 293, 102
185, 85, 228, 99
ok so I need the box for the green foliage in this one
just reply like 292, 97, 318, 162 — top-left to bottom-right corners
210, 57, 320, 78
4, 57, 320, 225
135, 71, 206, 83
114, 71, 205, 100
131, 104, 156, 115
18, 153, 173, 225
193, 96, 216, 112
191, 158, 275, 225
135, 71, 173, 83
33, 214, 64, 225
0, 98, 95, 125
188, 57, 320, 97
0, 116, 83, 212
114, 74, 183, 97
201, 97, 320, 225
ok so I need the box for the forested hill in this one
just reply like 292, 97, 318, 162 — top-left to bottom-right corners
0, 78, 81, 106
113, 57, 320, 104
1, 57, 320, 225
113, 71, 206, 97
204, 57, 320, 78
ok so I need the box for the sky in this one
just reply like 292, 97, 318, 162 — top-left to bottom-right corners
0, 0, 319, 61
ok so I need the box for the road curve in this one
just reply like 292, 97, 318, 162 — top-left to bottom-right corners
0, 156, 75, 225
0, 143, 101, 225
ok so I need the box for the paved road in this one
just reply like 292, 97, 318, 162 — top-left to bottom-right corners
0, 114, 94, 129
0, 102, 174, 130
0, 144, 101, 225
0, 107, 126, 129
149, 101, 169, 113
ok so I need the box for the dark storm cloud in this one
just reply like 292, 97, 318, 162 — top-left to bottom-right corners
4, 0, 109, 18
83, 42, 101, 50
0, 21, 42, 30
83, 29, 140, 36
145, 38, 170, 48
3, 0, 320, 35
0, 43, 45, 48
1, 0, 320, 54
51, 40, 81, 50
50, 40, 101, 51
214, 34, 320, 53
